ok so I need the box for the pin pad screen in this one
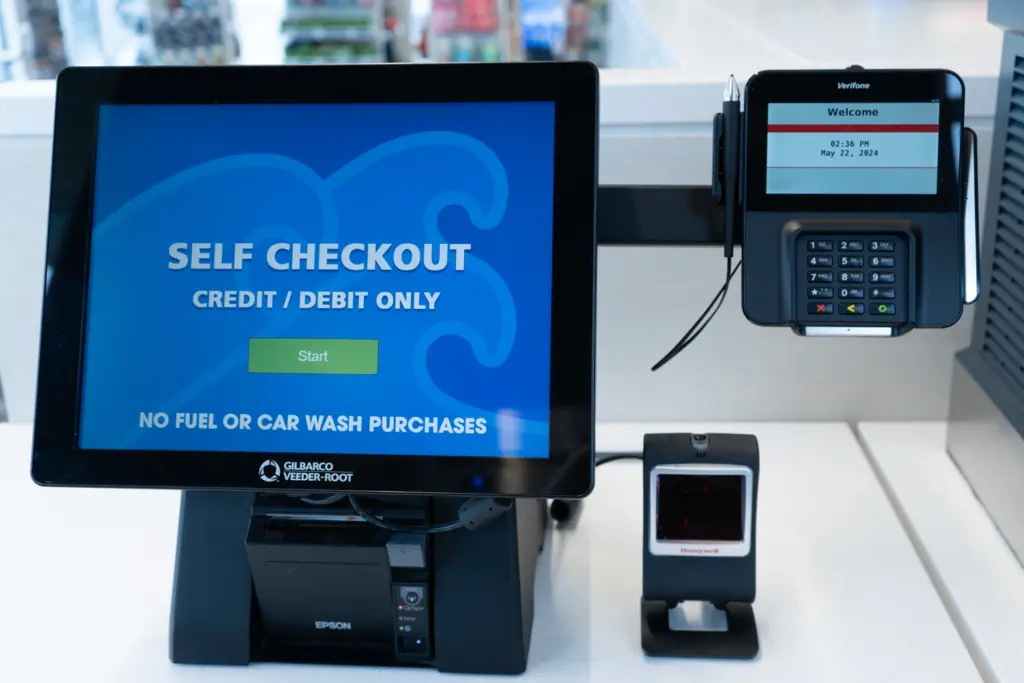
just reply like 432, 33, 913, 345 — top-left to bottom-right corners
765, 102, 940, 195
743, 69, 963, 214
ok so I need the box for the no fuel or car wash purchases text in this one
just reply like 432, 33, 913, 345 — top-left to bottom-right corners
168, 241, 468, 310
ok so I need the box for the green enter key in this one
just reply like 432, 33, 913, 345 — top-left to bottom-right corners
248, 338, 379, 375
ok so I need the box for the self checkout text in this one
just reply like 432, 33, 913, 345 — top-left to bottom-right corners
168, 241, 471, 272
139, 411, 488, 435
169, 241, 472, 311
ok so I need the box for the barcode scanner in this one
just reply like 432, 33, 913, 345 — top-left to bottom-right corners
641, 432, 760, 660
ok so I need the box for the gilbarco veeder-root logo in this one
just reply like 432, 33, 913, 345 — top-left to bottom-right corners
258, 459, 353, 484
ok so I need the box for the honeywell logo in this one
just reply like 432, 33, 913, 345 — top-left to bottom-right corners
838, 82, 870, 90
315, 621, 352, 631
680, 547, 720, 555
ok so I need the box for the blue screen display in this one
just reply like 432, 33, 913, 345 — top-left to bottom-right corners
80, 102, 556, 458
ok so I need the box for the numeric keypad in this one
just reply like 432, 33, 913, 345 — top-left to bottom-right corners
798, 233, 906, 323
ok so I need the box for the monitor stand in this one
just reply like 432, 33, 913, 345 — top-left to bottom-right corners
169, 490, 546, 674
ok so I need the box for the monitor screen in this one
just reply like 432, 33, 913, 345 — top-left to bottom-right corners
655, 474, 744, 542
765, 102, 940, 195
80, 102, 556, 459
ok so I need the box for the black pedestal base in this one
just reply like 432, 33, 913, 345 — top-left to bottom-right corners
640, 599, 759, 660
169, 491, 546, 675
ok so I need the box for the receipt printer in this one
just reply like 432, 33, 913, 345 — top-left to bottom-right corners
714, 68, 980, 337
246, 499, 434, 665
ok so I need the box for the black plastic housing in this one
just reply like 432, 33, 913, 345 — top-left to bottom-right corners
743, 212, 964, 331
169, 491, 546, 674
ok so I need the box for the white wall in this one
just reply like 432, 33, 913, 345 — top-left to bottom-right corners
598, 72, 997, 422
606, 0, 678, 69
0, 80, 51, 423
597, 248, 980, 422
0, 72, 998, 424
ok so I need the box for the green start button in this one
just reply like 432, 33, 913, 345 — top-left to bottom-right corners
248, 338, 379, 375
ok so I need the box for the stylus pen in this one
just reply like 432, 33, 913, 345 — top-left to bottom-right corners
723, 75, 741, 259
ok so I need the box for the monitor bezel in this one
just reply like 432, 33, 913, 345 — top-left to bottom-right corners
32, 63, 598, 498
743, 69, 965, 213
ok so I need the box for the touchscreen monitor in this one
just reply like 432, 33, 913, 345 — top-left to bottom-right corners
83, 102, 554, 459
33, 64, 598, 496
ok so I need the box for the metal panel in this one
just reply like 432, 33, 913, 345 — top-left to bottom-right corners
989, 0, 1024, 32
971, 32, 1024, 379
950, 29, 1024, 567
948, 354, 1024, 566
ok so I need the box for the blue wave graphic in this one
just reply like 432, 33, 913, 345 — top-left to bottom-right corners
92, 132, 531, 447
418, 191, 546, 435
93, 154, 339, 243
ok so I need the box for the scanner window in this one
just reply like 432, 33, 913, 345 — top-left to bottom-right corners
655, 475, 744, 542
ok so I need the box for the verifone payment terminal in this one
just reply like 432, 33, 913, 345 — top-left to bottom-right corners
716, 68, 980, 337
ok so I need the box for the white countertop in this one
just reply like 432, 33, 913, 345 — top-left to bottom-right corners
0, 421, 982, 682
858, 422, 1024, 683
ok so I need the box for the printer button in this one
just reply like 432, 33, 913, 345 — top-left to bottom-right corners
399, 635, 428, 654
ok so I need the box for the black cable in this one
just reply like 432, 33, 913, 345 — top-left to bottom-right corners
348, 495, 511, 534
299, 493, 347, 505
296, 492, 511, 534
650, 257, 742, 372
349, 495, 464, 533
595, 452, 642, 466
549, 452, 642, 523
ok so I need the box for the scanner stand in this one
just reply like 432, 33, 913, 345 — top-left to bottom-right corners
640, 599, 759, 660
169, 490, 546, 674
